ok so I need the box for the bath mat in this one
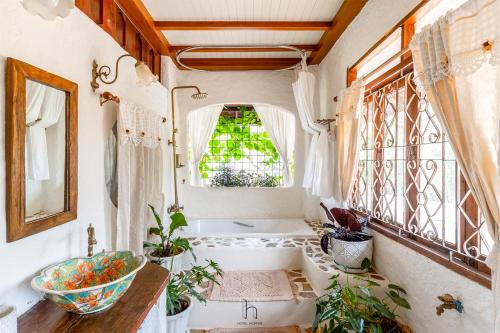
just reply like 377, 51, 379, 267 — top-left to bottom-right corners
208, 270, 294, 302
207, 326, 300, 333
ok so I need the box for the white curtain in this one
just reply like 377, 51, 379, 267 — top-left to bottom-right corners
116, 101, 165, 255
410, 0, 500, 330
292, 63, 333, 197
254, 105, 296, 187
187, 105, 223, 186
333, 79, 365, 205
25, 81, 65, 180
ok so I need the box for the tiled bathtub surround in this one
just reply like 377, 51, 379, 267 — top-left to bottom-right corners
187, 220, 386, 281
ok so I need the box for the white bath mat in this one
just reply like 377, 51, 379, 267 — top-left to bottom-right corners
208, 270, 295, 302
207, 326, 300, 333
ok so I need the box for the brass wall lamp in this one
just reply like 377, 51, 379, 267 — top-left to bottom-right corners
91, 54, 158, 92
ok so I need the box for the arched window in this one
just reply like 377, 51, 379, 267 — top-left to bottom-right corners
188, 104, 295, 188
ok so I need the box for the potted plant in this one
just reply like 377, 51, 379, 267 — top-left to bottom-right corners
314, 259, 412, 333
143, 204, 194, 274
320, 203, 373, 273
167, 260, 224, 333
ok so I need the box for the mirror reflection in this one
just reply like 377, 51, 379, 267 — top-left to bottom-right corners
25, 79, 66, 223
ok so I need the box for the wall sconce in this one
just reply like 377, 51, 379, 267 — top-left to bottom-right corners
91, 54, 158, 92
22, 0, 74, 20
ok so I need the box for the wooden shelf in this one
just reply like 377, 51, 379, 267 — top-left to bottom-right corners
18, 263, 169, 333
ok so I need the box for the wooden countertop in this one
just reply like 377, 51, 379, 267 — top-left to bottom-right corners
18, 262, 169, 333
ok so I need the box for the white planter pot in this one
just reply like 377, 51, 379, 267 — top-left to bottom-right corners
166, 296, 193, 333
0, 306, 16, 333
331, 237, 373, 273
146, 250, 185, 274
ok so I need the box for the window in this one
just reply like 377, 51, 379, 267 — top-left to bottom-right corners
348, 0, 492, 287
197, 105, 287, 187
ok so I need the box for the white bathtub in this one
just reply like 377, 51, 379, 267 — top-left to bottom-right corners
181, 218, 316, 238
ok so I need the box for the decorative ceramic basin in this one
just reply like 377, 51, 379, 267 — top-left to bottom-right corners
31, 251, 146, 314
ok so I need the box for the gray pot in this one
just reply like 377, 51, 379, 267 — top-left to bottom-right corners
331, 237, 373, 273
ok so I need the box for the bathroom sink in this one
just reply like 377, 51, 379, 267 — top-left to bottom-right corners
31, 251, 146, 314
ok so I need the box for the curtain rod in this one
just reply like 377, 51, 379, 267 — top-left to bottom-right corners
99, 91, 167, 123
333, 47, 411, 102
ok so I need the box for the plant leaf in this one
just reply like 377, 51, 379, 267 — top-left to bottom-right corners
361, 258, 372, 271
386, 291, 412, 309
148, 227, 161, 236
388, 283, 407, 295
372, 302, 395, 320
169, 212, 188, 234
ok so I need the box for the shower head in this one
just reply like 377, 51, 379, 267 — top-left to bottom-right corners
191, 92, 208, 99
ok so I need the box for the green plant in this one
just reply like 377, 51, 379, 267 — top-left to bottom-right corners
198, 106, 281, 181
313, 260, 411, 333
209, 166, 280, 187
167, 260, 223, 316
143, 205, 194, 266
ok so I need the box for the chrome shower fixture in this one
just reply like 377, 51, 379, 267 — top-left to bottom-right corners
167, 85, 208, 214
191, 92, 208, 99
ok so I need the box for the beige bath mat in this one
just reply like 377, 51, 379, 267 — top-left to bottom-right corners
207, 326, 300, 333
208, 270, 295, 301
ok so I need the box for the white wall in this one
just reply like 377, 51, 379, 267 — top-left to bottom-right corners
173, 70, 307, 218
316, 0, 493, 332
0, 0, 167, 315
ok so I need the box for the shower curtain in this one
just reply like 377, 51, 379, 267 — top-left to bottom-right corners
187, 105, 223, 186
410, 0, 500, 330
116, 101, 165, 255
254, 105, 296, 187
25, 80, 65, 180
292, 63, 333, 197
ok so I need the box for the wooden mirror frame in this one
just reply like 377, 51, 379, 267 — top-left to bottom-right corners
6, 58, 78, 242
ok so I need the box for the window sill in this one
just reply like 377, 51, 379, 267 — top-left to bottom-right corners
367, 220, 491, 289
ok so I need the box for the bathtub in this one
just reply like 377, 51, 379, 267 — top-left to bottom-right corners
182, 218, 316, 238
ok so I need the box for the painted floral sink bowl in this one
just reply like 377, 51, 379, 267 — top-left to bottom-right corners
31, 251, 146, 314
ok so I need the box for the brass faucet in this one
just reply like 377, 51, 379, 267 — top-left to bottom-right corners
87, 224, 97, 257
436, 294, 463, 315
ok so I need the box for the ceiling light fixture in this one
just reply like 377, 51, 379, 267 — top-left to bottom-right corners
22, 0, 75, 20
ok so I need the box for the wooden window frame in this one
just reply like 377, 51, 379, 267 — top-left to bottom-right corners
347, 0, 491, 289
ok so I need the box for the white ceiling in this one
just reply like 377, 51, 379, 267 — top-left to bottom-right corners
143, 0, 342, 21
143, 0, 343, 59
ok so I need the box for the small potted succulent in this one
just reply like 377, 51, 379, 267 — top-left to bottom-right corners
167, 260, 223, 333
143, 205, 193, 274
320, 203, 373, 273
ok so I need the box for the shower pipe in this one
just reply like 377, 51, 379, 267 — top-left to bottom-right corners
175, 45, 307, 71
167, 86, 208, 214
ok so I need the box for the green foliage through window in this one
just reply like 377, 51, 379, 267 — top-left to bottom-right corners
197, 105, 283, 187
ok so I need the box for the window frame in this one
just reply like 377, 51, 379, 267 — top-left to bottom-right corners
346, 0, 491, 289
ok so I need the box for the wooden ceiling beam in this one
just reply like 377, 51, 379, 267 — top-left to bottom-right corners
178, 58, 302, 71
170, 45, 318, 53
154, 21, 331, 31
308, 0, 369, 65
114, 0, 171, 55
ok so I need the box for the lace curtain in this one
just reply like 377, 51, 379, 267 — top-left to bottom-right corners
410, 0, 500, 330
116, 101, 165, 254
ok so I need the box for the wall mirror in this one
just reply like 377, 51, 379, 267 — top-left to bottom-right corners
6, 58, 78, 242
